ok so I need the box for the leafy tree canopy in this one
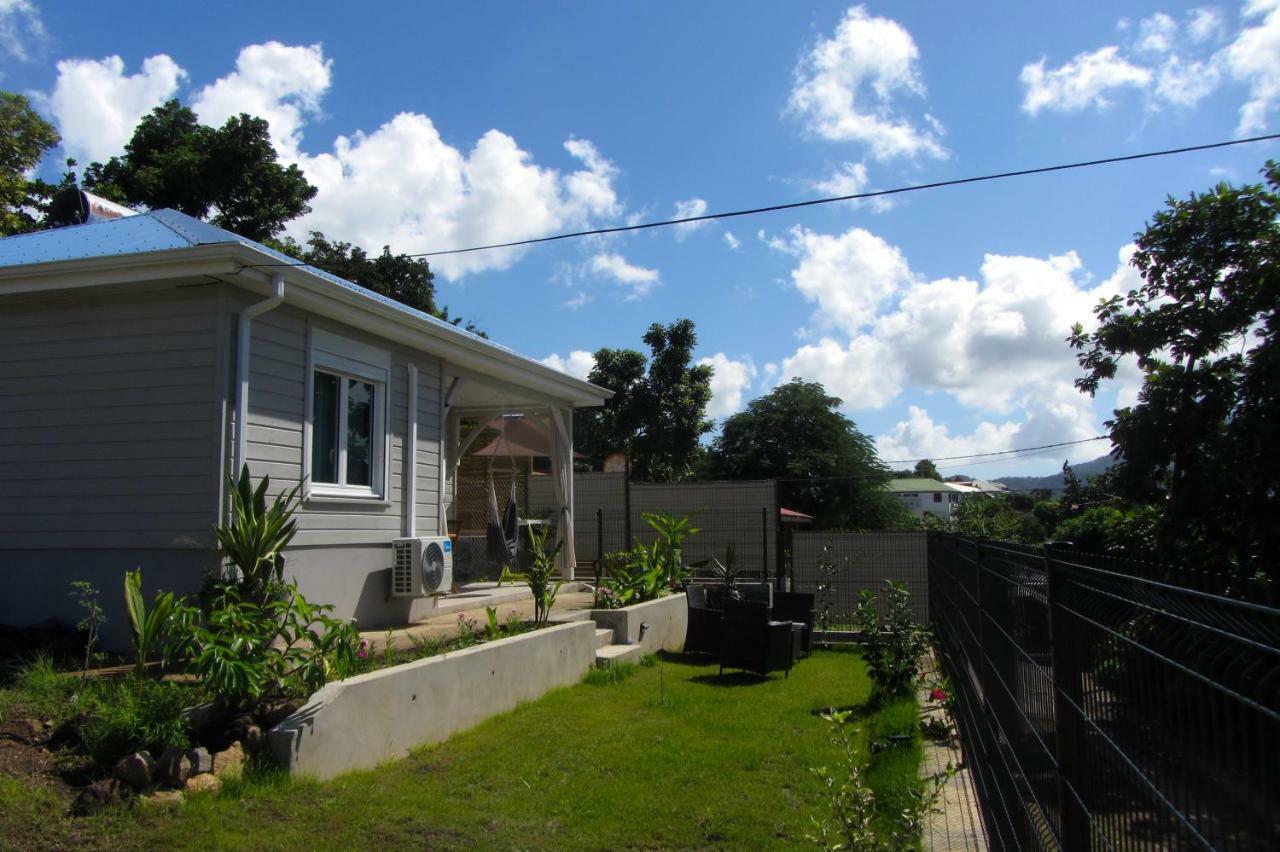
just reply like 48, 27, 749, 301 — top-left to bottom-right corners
894, 458, 941, 480
0, 91, 61, 236
575, 319, 713, 482
269, 232, 483, 335
1069, 161, 1280, 577
82, 99, 316, 242
707, 379, 908, 529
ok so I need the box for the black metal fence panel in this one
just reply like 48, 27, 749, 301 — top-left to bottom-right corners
929, 532, 1280, 852
792, 531, 928, 628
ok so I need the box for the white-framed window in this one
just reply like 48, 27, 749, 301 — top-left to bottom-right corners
304, 328, 390, 501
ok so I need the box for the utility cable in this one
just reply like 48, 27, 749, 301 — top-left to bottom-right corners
239, 133, 1280, 268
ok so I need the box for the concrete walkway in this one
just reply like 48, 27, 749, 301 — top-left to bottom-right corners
920, 660, 988, 851
358, 583, 596, 651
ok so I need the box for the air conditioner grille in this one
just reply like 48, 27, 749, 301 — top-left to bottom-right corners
392, 542, 414, 596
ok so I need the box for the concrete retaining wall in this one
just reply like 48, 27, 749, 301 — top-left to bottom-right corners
590, 593, 687, 656
269, 620, 598, 780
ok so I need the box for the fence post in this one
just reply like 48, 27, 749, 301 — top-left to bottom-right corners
774, 478, 786, 593
761, 505, 770, 587
1046, 542, 1089, 851
596, 507, 604, 586
622, 469, 632, 547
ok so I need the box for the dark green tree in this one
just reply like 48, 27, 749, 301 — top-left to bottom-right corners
912, 459, 941, 480
83, 100, 316, 241
1069, 161, 1280, 577
707, 379, 908, 529
575, 319, 713, 481
269, 232, 483, 335
0, 91, 60, 235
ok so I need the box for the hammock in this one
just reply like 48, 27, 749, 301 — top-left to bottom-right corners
485, 416, 520, 566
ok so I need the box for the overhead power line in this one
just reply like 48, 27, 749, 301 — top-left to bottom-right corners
239, 132, 1279, 268
881, 435, 1108, 465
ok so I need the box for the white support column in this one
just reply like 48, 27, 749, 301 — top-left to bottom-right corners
549, 406, 575, 580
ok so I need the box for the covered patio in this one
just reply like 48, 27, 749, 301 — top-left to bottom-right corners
440, 370, 605, 583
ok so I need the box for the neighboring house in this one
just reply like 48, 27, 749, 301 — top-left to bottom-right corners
0, 210, 609, 646
885, 478, 964, 520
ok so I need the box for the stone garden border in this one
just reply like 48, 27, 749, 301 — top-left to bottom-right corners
589, 593, 687, 656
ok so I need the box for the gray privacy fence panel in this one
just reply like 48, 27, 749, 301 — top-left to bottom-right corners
530, 474, 779, 579
630, 480, 777, 579
791, 531, 928, 626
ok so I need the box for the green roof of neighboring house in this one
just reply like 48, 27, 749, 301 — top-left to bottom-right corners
884, 478, 956, 492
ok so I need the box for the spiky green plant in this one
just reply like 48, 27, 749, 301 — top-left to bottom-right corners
213, 464, 301, 605
526, 523, 564, 625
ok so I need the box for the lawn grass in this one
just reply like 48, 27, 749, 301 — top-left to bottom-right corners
8, 649, 921, 851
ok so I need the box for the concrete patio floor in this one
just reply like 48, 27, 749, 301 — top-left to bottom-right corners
358, 582, 597, 651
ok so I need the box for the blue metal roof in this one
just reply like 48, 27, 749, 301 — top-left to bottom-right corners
0, 209, 519, 355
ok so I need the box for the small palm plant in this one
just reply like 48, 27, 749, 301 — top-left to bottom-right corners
710, 544, 743, 606
526, 523, 564, 625
123, 568, 191, 676
213, 464, 301, 605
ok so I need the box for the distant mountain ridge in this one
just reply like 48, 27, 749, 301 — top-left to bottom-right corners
994, 454, 1114, 494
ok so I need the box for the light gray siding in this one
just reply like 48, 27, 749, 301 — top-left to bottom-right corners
0, 286, 224, 550
231, 301, 444, 547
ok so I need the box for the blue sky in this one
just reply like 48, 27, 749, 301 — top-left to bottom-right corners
4, 1, 1278, 477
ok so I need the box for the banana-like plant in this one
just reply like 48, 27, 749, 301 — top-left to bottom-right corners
124, 568, 187, 676
641, 509, 700, 591
525, 523, 564, 626
213, 464, 301, 605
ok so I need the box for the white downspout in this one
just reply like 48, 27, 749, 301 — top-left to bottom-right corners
404, 363, 418, 537
233, 274, 285, 477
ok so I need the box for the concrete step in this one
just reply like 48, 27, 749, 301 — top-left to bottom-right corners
547, 609, 593, 624
594, 643, 646, 668
592, 628, 614, 649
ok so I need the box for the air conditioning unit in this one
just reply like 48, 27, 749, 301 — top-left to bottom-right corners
391, 536, 453, 597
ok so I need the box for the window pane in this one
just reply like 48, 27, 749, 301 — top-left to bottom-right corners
312, 372, 340, 484
346, 379, 374, 487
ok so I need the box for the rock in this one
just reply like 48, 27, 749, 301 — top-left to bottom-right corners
112, 751, 154, 790
256, 699, 300, 730
72, 779, 125, 815
187, 746, 213, 775
156, 746, 192, 788
184, 773, 223, 795
47, 713, 88, 750
183, 699, 228, 733
140, 789, 184, 809
211, 742, 245, 778
242, 723, 264, 754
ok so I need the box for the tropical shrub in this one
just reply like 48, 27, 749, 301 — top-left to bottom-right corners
598, 546, 662, 607
641, 509, 699, 591
212, 464, 301, 605
852, 581, 928, 700
189, 581, 358, 708
525, 523, 563, 625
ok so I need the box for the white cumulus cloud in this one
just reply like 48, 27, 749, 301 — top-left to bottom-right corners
769, 227, 1139, 418
788, 5, 946, 160
698, 353, 758, 419
192, 42, 331, 160
1020, 46, 1152, 114
541, 350, 596, 380
586, 252, 659, 299
41, 54, 186, 165
770, 225, 914, 333
1224, 0, 1280, 133
723, 231, 741, 250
